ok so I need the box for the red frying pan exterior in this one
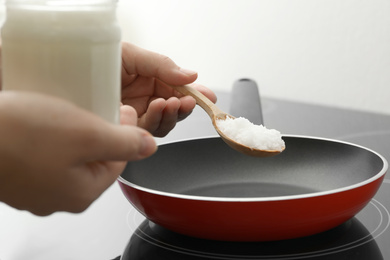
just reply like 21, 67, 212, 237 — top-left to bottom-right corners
118, 78, 388, 241
118, 135, 388, 242
118, 173, 384, 241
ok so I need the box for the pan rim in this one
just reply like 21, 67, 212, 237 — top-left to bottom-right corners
118, 134, 388, 202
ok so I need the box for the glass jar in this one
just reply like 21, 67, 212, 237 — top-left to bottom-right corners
0, 1, 4, 27
1, 0, 121, 123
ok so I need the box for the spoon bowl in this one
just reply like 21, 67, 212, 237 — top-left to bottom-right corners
168, 84, 284, 157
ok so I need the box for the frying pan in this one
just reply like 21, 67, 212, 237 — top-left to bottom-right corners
118, 79, 388, 242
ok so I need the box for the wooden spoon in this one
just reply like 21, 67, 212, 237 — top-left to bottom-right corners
169, 84, 284, 157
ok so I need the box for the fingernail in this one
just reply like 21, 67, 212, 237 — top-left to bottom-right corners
179, 67, 197, 76
140, 132, 157, 157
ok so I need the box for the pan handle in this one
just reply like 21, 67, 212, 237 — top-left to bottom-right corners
229, 78, 264, 125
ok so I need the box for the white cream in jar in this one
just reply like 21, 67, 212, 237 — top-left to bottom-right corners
1, 0, 121, 123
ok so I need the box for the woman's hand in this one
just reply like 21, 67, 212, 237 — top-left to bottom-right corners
0, 42, 216, 216
121, 43, 217, 137
0, 91, 156, 216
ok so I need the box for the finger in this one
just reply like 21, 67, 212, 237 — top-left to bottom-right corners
177, 95, 196, 121
191, 83, 218, 103
121, 42, 198, 85
173, 83, 216, 122
160, 81, 217, 104
120, 105, 137, 126
138, 98, 166, 133
153, 97, 181, 137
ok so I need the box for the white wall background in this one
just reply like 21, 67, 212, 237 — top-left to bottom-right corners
117, 0, 390, 115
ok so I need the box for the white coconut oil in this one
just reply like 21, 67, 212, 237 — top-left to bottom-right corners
1, 0, 121, 123
216, 117, 285, 151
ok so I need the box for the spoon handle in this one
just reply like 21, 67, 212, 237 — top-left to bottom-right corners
169, 84, 225, 119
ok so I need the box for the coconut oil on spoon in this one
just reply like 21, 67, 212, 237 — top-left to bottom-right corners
168, 84, 285, 157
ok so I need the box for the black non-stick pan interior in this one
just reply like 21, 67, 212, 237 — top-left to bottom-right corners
121, 136, 384, 198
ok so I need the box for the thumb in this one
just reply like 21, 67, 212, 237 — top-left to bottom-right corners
87, 122, 157, 162
107, 125, 157, 161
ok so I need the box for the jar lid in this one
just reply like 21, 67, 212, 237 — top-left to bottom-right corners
6, 0, 118, 6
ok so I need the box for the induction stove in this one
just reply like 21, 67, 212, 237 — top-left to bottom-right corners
117, 80, 390, 260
